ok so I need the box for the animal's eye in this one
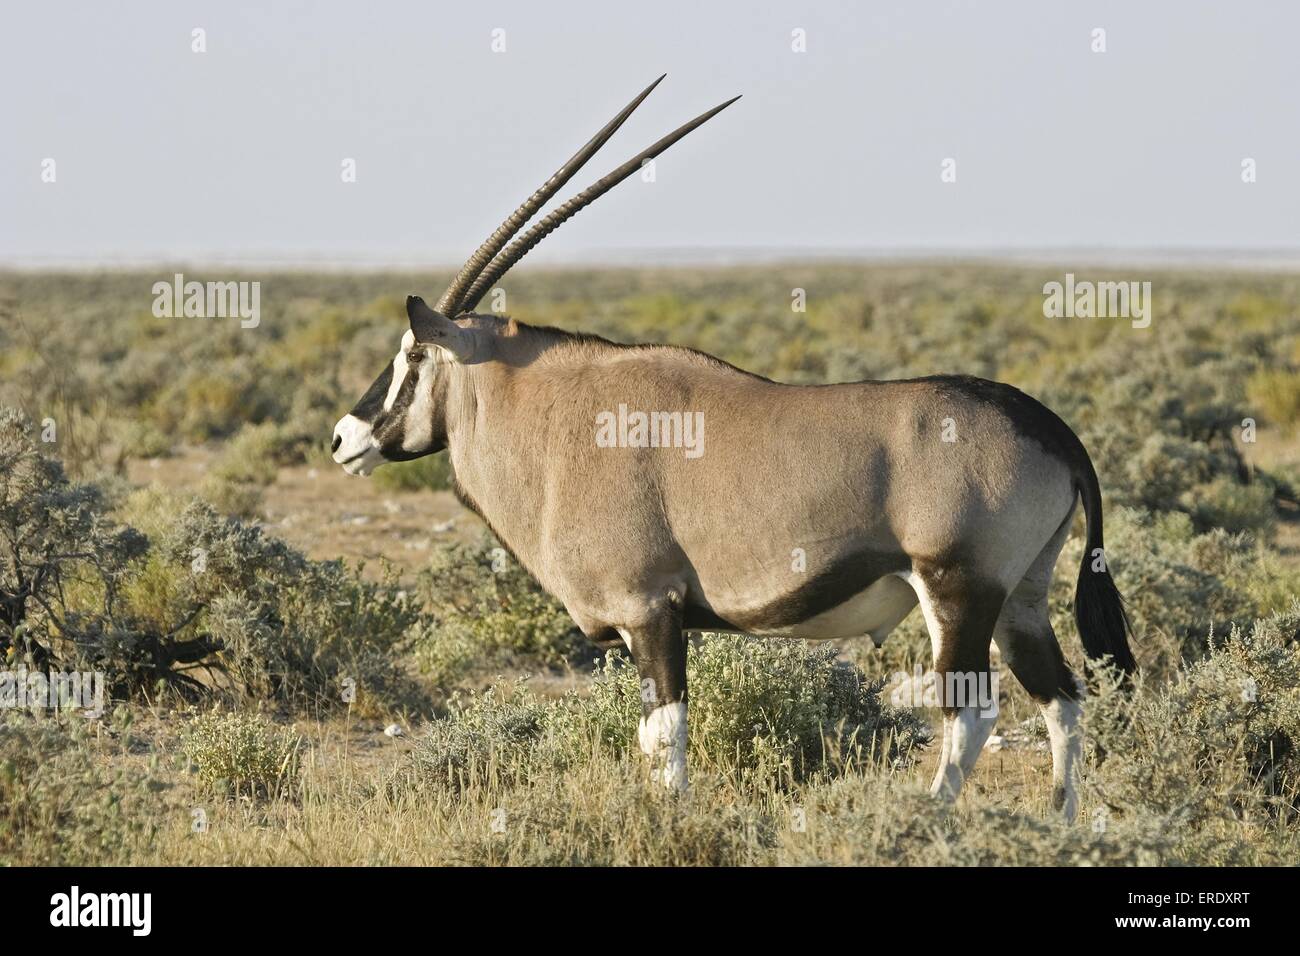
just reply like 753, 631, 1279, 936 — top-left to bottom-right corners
406, 348, 425, 364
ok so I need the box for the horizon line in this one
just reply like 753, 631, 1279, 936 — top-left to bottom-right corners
5, 245, 1300, 273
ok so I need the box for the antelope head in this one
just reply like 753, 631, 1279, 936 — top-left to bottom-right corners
331, 76, 739, 476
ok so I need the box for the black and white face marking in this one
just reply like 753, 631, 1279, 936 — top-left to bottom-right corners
332, 329, 445, 476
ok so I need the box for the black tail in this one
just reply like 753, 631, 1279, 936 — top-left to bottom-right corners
1073, 451, 1136, 676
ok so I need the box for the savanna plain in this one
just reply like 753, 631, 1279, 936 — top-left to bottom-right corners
2, 263, 1299, 865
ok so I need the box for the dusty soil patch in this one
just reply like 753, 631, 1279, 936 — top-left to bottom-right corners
127, 447, 484, 579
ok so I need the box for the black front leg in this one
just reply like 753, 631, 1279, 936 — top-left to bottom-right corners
623, 599, 688, 790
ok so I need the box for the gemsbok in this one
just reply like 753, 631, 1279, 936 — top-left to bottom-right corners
331, 76, 1135, 819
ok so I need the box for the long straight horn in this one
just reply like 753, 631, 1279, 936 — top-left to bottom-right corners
456, 95, 741, 314
434, 74, 667, 316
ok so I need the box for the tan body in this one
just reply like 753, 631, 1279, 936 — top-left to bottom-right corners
330, 77, 1132, 818
449, 331, 1073, 648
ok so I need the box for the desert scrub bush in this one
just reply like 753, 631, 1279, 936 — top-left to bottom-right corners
1067, 606, 1300, 865
0, 418, 426, 714
407, 635, 930, 794
778, 773, 1220, 866
578, 636, 931, 783
211, 420, 324, 486
128, 496, 426, 716
0, 407, 149, 670
150, 367, 258, 442
199, 419, 332, 518
108, 416, 173, 461
197, 475, 264, 520
0, 711, 169, 864
1086, 604, 1300, 848
1053, 507, 1298, 676
412, 537, 585, 689
182, 710, 302, 799
1179, 474, 1276, 534
9, 265, 1299, 465
407, 681, 556, 792
1043, 341, 1279, 531
1246, 367, 1300, 433
370, 451, 454, 493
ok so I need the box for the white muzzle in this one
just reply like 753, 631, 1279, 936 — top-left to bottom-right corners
331, 414, 385, 476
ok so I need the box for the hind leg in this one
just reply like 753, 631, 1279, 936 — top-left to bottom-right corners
906, 566, 1005, 802
993, 522, 1085, 820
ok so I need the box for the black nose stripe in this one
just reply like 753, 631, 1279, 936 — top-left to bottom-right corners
350, 364, 395, 420
331, 434, 342, 453
373, 366, 418, 449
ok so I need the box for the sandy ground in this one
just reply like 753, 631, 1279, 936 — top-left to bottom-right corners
127, 447, 484, 578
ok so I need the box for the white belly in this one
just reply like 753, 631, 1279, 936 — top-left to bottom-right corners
751, 572, 919, 643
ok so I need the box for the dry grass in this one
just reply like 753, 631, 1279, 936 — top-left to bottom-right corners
32, 709, 1083, 867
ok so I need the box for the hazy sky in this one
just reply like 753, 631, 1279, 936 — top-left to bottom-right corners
3, 0, 1298, 266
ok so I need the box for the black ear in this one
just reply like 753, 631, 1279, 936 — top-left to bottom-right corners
406, 295, 450, 343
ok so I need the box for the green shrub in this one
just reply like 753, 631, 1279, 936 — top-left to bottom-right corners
208, 422, 291, 486
783, 774, 1186, 866
412, 537, 585, 689
156, 371, 254, 441
408, 681, 554, 792
200, 420, 331, 518
1180, 475, 1276, 534
142, 498, 426, 716
408, 635, 930, 793
109, 417, 173, 460
0, 408, 149, 671
371, 452, 454, 492
1087, 604, 1300, 841
198, 476, 265, 518
1123, 433, 1213, 509
1246, 368, 1300, 431
580, 636, 931, 782
1054, 507, 1297, 676
182, 710, 302, 799
0, 711, 168, 864
1044, 341, 1278, 534
1, 414, 426, 715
